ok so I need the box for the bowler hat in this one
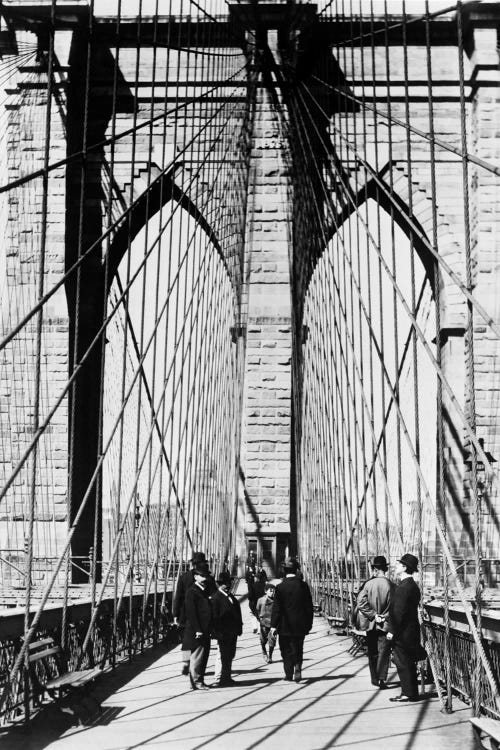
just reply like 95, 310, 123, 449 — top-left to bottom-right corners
193, 561, 211, 576
283, 556, 299, 572
399, 553, 418, 573
191, 551, 206, 565
372, 555, 388, 571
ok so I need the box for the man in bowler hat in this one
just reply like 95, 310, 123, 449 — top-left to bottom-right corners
387, 553, 421, 702
210, 573, 242, 687
356, 555, 394, 688
270, 557, 314, 683
173, 551, 216, 675
184, 561, 213, 690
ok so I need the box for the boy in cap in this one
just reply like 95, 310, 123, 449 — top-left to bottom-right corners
255, 583, 276, 663
184, 561, 213, 689
356, 555, 394, 688
210, 573, 242, 687
387, 553, 421, 702
173, 551, 216, 675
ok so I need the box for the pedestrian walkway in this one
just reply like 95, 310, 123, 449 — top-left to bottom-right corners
1, 595, 475, 750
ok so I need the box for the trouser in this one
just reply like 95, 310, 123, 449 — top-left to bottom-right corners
189, 636, 211, 685
366, 628, 391, 683
179, 627, 190, 666
278, 635, 305, 679
259, 625, 276, 657
217, 633, 238, 682
392, 643, 418, 699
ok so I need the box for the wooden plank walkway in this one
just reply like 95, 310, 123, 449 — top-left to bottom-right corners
1, 594, 476, 750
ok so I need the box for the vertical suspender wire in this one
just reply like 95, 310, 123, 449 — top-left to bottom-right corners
336, 0, 351, 617
357, 11, 370, 568
169, 2, 188, 593
340, 0, 354, 592
110, 4, 123, 669
425, 1, 452, 712
67, 0, 94, 654
384, 0, 403, 538
128, 0, 144, 660
23, 0, 56, 721
154, 20, 173, 627
370, 0, 390, 555
163, 0, 182, 604
176, 8, 197, 560
114, 5, 137, 664
457, 0, 482, 717
348, 0, 365, 584
150, 2, 173, 637
402, 0, 424, 629
359, 11, 379, 556
191, 16, 213, 560
178, 115, 202, 561
140, 3, 161, 637
97, 1, 122, 670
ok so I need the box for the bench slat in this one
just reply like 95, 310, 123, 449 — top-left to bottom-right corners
29, 638, 55, 651
29, 645, 60, 663
46, 668, 102, 690
470, 717, 500, 743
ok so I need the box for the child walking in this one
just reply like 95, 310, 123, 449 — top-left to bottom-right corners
255, 583, 276, 663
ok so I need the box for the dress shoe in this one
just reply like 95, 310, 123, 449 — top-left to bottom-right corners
378, 680, 387, 689
181, 664, 189, 676
389, 694, 418, 702
193, 682, 210, 691
294, 666, 302, 683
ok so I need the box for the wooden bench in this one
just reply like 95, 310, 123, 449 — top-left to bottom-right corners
326, 615, 348, 635
28, 637, 103, 724
348, 628, 367, 656
470, 717, 500, 750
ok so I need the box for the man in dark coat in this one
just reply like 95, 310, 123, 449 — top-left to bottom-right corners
270, 557, 314, 683
356, 555, 394, 689
387, 553, 421, 702
173, 551, 216, 675
210, 573, 243, 687
184, 561, 213, 690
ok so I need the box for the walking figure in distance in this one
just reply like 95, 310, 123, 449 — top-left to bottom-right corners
256, 583, 276, 663
210, 573, 242, 687
271, 557, 314, 683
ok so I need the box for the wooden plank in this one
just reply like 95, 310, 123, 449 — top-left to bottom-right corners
28, 638, 54, 651
28, 645, 60, 663
470, 717, 500, 744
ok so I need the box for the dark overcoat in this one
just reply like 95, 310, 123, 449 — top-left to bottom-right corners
184, 583, 212, 650
387, 577, 421, 654
210, 590, 243, 638
173, 569, 216, 625
270, 576, 314, 636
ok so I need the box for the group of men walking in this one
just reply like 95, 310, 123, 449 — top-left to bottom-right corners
173, 548, 424, 702
173, 553, 314, 689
